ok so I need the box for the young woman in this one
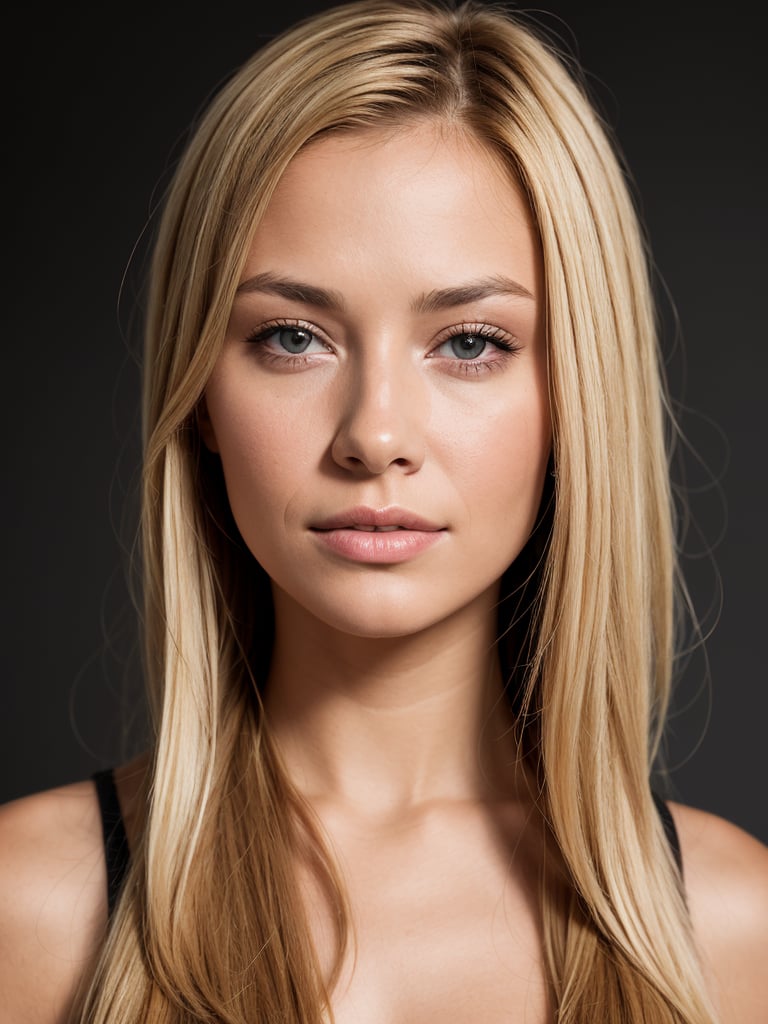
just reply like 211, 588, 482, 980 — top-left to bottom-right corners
1, 1, 766, 1022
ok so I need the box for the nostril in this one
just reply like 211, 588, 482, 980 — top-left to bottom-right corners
330, 414, 426, 475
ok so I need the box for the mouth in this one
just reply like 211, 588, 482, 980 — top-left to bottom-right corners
310, 507, 446, 563
311, 506, 444, 533
338, 524, 406, 532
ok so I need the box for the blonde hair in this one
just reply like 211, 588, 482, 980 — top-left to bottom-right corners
76, 1, 718, 1021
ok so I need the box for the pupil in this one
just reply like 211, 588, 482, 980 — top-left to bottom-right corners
452, 334, 486, 359
279, 327, 312, 353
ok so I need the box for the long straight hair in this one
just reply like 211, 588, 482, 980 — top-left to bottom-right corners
76, 2, 719, 1020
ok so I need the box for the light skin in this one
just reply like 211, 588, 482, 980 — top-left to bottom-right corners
0, 123, 767, 1024
201, 124, 553, 1019
200, 123, 551, 817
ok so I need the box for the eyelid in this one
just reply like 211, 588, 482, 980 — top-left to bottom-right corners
245, 318, 333, 351
243, 317, 522, 367
424, 322, 523, 379
429, 321, 521, 354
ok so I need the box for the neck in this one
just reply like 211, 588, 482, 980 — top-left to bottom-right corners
263, 586, 520, 817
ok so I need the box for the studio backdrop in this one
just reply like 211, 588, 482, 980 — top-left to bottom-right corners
3, 0, 766, 844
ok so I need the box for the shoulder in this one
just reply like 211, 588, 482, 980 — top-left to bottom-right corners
0, 778, 108, 1024
669, 801, 768, 1023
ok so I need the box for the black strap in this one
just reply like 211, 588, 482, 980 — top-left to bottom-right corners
92, 767, 131, 918
89, 769, 681, 913
652, 791, 683, 877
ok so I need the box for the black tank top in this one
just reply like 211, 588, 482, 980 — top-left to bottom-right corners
91, 768, 684, 919
92, 768, 131, 919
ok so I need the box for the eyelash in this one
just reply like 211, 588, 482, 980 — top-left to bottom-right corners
244, 319, 331, 370
430, 322, 522, 375
244, 319, 522, 376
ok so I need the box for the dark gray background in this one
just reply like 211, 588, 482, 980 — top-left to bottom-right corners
3, 2, 766, 844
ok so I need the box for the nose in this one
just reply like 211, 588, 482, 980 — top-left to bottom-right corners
330, 356, 426, 475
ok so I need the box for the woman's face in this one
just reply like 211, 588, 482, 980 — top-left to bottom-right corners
201, 122, 551, 638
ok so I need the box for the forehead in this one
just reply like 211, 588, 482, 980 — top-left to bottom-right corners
240, 121, 541, 298
272, 120, 531, 224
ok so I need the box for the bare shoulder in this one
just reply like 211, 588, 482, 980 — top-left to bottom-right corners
669, 801, 768, 1023
0, 779, 107, 1024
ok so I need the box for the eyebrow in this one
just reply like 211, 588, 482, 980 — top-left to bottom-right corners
235, 272, 347, 310
414, 275, 534, 313
235, 271, 534, 312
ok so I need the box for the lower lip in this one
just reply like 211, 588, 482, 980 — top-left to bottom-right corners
311, 528, 445, 563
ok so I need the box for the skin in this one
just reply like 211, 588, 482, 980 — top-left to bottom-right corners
1, 123, 767, 1023
201, 124, 551, 807
201, 123, 553, 1019
202, 124, 550, 646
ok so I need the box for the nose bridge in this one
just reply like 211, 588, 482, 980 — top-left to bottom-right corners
332, 342, 425, 474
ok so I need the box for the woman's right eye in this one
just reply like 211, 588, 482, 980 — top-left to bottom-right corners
249, 323, 328, 355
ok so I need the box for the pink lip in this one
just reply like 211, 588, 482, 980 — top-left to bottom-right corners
311, 507, 446, 564
312, 506, 443, 532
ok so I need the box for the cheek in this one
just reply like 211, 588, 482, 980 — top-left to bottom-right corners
204, 381, 298, 521
438, 380, 551, 511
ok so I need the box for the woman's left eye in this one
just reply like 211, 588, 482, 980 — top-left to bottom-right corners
437, 333, 491, 359
432, 327, 520, 364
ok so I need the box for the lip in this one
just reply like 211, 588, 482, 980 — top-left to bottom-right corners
310, 506, 446, 564
311, 506, 444, 532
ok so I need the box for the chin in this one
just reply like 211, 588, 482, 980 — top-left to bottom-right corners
273, 573, 501, 643
296, 593, 442, 639
322, 613, 434, 640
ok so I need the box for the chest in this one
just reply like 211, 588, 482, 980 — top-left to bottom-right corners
329, 902, 551, 1024
304, 806, 552, 1024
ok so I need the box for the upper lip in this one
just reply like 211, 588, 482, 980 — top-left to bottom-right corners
311, 506, 445, 531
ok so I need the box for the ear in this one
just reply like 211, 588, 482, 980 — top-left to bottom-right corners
196, 396, 220, 453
